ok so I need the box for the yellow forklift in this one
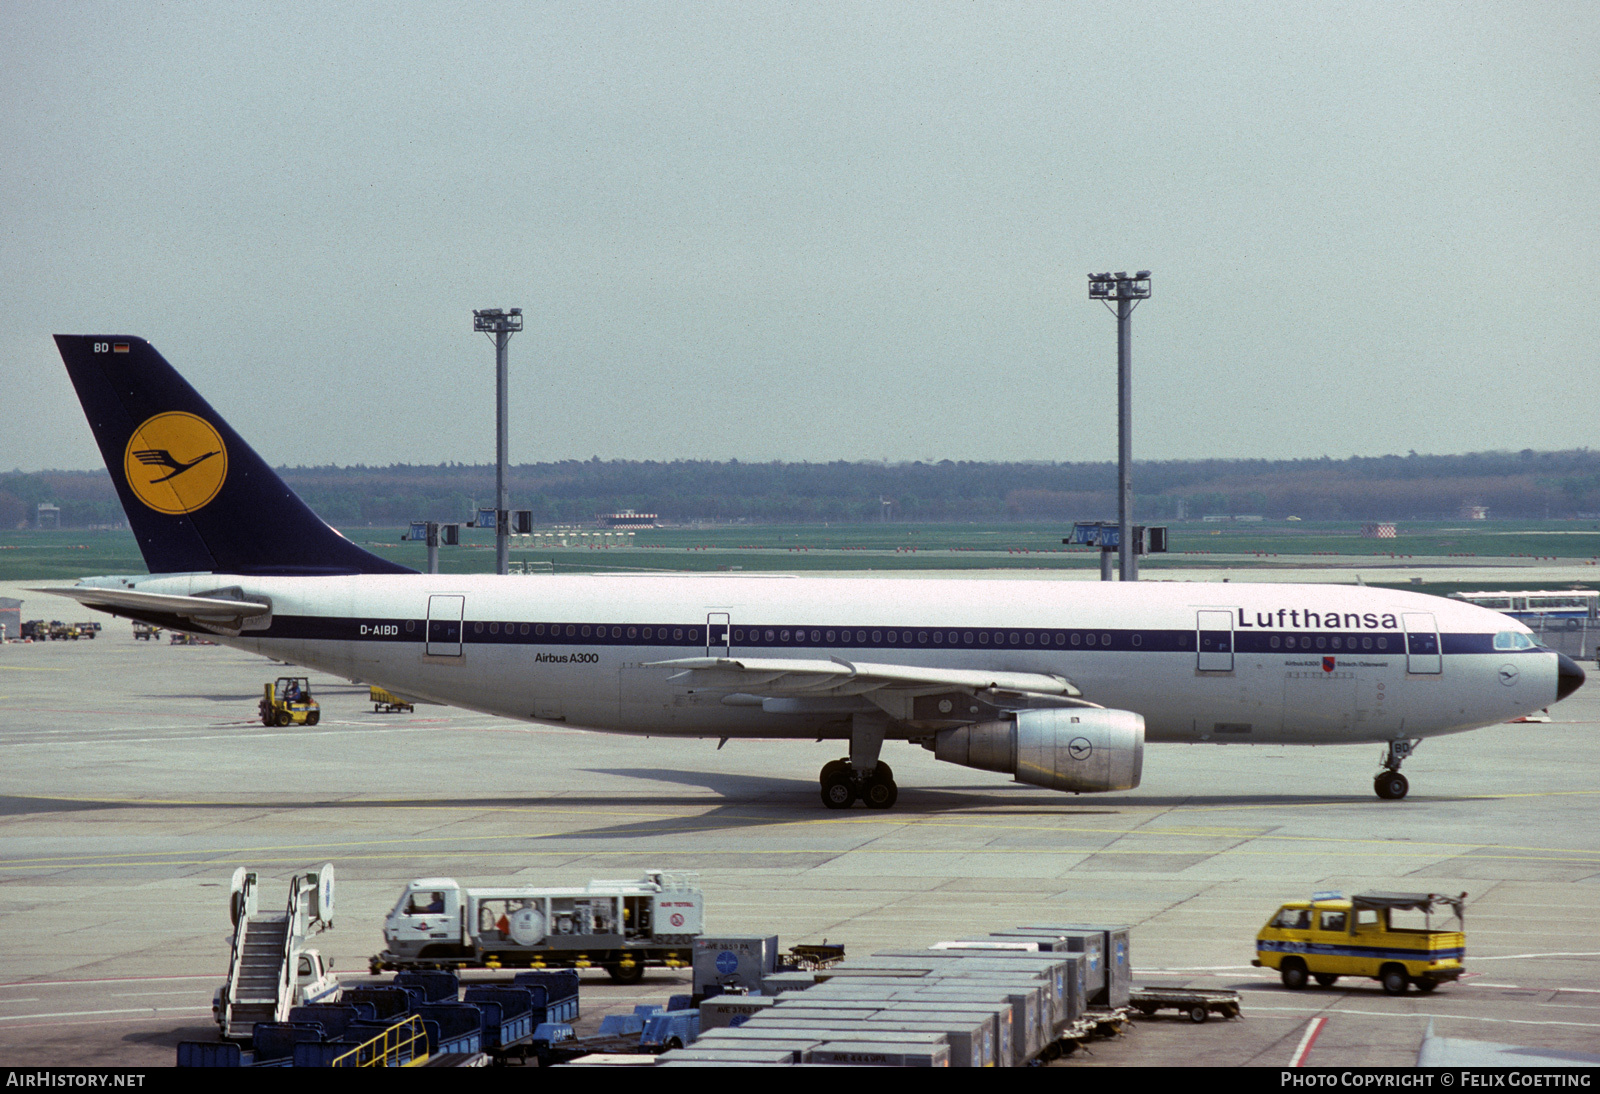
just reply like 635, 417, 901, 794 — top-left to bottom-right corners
260, 677, 320, 727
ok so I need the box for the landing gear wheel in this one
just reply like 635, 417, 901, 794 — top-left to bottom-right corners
1314, 973, 1339, 988
821, 771, 857, 809
1374, 772, 1409, 800
820, 759, 851, 782
606, 962, 645, 984
1280, 960, 1308, 990
862, 763, 898, 809
1381, 968, 1410, 995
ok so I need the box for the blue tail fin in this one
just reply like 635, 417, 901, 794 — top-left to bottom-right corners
55, 335, 415, 576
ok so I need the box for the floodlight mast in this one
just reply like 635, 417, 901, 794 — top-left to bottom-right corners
473, 308, 523, 576
1087, 272, 1151, 581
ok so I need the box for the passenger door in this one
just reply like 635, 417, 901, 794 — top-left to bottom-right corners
1197, 610, 1234, 671
706, 612, 730, 657
426, 595, 465, 657
1403, 612, 1442, 674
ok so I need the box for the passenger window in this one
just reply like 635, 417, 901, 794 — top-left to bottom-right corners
1355, 909, 1379, 928
1320, 911, 1346, 932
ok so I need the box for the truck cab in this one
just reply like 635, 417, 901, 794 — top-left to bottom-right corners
1254, 891, 1466, 995
385, 878, 469, 960
292, 948, 339, 1003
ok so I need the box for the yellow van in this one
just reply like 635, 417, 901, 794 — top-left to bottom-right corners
1254, 891, 1465, 995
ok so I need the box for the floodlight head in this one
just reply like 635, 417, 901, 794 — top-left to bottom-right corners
473, 307, 524, 333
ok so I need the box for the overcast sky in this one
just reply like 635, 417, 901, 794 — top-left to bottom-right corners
3, 2, 1596, 472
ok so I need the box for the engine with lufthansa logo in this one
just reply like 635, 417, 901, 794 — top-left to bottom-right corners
927, 708, 1145, 792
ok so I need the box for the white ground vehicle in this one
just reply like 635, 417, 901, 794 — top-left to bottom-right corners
213, 865, 339, 1041
372, 870, 703, 982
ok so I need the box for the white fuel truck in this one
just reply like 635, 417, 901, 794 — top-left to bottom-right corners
370, 870, 703, 982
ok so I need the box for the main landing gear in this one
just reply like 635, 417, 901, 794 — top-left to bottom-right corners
1374, 738, 1418, 800
820, 714, 899, 809
820, 759, 898, 809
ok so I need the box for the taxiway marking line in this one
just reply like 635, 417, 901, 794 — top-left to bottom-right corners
1245, 1005, 1600, 1031
0, 1005, 210, 1023
4, 796, 1599, 863
0, 974, 215, 990
1290, 1016, 1326, 1067
7, 846, 1600, 871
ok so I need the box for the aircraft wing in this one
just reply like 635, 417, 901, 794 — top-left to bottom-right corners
32, 585, 271, 633
646, 655, 1089, 724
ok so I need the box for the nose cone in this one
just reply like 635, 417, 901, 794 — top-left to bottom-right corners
1556, 653, 1586, 702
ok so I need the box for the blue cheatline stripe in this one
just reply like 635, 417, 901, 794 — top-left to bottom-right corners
250, 615, 1517, 657
1258, 939, 1465, 961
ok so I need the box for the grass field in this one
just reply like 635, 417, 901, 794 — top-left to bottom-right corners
6, 520, 1600, 591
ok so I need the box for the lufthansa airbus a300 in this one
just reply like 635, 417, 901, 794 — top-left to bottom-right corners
41, 335, 1585, 807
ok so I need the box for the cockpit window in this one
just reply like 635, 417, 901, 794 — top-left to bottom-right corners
1493, 631, 1537, 651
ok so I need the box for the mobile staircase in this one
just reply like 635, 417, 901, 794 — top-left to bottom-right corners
217, 864, 337, 1041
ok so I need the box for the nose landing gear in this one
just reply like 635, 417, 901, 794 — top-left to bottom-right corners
1374, 739, 1417, 800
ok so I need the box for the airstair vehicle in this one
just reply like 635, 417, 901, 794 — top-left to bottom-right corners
215, 864, 338, 1041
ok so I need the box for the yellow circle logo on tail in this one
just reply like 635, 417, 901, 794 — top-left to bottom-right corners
123, 412, 228, 515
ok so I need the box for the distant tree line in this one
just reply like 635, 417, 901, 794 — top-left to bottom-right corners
7, 449, 1600, 528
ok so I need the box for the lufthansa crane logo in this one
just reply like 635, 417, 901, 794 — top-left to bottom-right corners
123, 412, 228, 515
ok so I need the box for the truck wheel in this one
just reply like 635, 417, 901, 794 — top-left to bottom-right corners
1188, 1005, 1209, 1024
1314, 974, 1339, 987
606, 962, 645, 984
306, 711, 320, 726
1280, 960, 1308, 990
1415, 979, 1437, 993
1381, 967, 1410, 995
275, 710, 291, 727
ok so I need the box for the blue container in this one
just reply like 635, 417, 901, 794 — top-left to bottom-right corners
415, 1003, 484, 1055
176, 1041, 245, 1067
396, 969, 460, 1003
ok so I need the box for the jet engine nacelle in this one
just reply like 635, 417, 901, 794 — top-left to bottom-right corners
931, 708, 1144, 793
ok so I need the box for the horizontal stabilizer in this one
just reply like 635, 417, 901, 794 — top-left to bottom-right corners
33, 585, 271, 633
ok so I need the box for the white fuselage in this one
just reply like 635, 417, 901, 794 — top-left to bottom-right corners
103, 571, 1561, 747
